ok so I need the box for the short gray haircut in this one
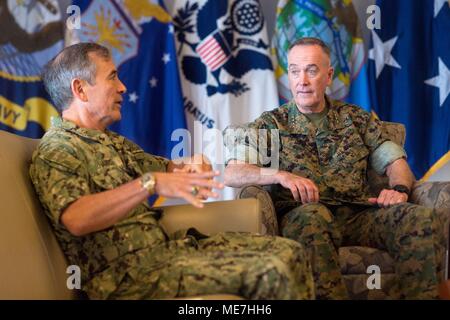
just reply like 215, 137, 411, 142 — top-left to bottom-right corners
41, 42, 111, 112
288, 37, 331, 59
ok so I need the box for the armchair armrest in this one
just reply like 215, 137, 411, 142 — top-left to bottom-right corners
411, 181, 450, 284
410, 181, 450, 209
237, 184, 279, 236
157, 198, 263, 236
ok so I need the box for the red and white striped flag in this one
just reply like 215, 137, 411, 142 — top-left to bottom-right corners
195, 31, 231, 71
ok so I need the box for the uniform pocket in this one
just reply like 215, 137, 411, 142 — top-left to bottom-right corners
326, 126, 370, 197
332, 126, 369, 165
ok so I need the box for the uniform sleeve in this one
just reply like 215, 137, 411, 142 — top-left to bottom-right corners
362, 113, 407, 175
29, 144, 90, 226
223, 113, 278, 167
122, 138, 169, 173
139, 153, 170, 173
362, 113, 386, 153
370, 141, 407, 175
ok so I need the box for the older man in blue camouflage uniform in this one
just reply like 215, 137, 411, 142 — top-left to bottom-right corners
224, 37, 447, 299
29, 43, 315, 300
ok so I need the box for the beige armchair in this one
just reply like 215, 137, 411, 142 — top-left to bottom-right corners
228, 121, 450, 299
0, 130, 263, 300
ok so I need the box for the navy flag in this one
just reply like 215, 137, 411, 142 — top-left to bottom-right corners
368, 0, 450, 180
0, 0, 64, 137
70, 0, 187, 159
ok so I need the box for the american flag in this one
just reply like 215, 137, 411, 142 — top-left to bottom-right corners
195, 31, 231, 71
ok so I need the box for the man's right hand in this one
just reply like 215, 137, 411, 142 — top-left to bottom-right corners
276, 171, 319, 203
153, 171, 223, 208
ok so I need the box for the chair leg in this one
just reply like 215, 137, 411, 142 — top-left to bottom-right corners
439, 280, 450, 300
441, 248, 450, 299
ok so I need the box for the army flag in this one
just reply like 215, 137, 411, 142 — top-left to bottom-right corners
272, 0, 371, 110
0, 0, 64, 137
368, 0, 450, 180
171, 0, 279, 199
69, 0, 186, 159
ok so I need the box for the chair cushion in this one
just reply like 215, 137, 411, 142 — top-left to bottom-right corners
0, 130, 76, 299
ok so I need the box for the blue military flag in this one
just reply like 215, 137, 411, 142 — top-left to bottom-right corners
0, 0, 64, 137
71, 0, 187, 158
368, 0, 450, 180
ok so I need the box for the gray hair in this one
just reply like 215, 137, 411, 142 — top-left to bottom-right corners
41, 42, 111, 112
288, 37, 331, 59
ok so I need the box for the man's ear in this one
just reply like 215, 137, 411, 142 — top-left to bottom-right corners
71, 78, 88, 102
327, 67, 334, 86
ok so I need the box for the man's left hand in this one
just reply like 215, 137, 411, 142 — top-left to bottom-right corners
368, 189, 408, 208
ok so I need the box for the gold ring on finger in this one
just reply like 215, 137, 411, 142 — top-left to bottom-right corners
191, 186, 199, 196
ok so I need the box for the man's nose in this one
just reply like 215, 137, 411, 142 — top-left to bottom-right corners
118, 80, 127, 94
299, 71, 309, 86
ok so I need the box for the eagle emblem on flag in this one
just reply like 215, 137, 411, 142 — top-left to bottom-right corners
173, 0, 274, 97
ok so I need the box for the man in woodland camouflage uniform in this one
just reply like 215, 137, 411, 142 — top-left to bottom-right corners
29, 43, 315, 300
224, 37, 447, 299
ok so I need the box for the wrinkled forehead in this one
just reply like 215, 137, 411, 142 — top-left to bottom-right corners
288, 45, 331, 67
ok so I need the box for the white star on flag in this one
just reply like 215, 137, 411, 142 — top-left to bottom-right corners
149, 77, 158, 88
434, 0, 448, 17
128, 92, 138, 103
168, 24, 174, 33
369, 30, 402, 78
425, 57, 450, 107
162, 53, 171, 64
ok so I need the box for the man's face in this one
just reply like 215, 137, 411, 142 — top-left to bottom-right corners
83, 53, 126, 127
287, 45, 334, 113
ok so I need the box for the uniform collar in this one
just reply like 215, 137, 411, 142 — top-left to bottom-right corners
285, 95, 351, 134
50, 116, 125, 146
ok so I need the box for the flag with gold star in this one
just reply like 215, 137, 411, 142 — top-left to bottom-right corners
70, 0, 187, 158
368, 0, 450, 180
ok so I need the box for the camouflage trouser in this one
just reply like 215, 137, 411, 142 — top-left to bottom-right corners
280, 202, 447, 299
108, 232, 315, 300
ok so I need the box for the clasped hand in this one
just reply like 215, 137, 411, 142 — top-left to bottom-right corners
153, 154, 221, 208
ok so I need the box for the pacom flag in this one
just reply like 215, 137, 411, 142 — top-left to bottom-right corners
0, 0, 64, 137
272, 0, 371, 110
368, 0, 450, 180
171, 0, 279, 199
